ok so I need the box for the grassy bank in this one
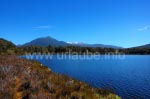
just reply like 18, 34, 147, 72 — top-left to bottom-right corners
0, 55, 121, 99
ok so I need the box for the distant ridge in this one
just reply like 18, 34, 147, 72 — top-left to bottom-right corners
70, 43, 122, 49
21, 36, 122, 49
132, 44, 150, 49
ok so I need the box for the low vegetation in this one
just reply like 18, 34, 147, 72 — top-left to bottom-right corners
0, 55, 121, 99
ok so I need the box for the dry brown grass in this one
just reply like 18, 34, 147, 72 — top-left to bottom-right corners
0, 55, 121, 99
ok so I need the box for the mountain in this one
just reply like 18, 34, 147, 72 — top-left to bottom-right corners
22, 36, 70, 47
142, 44, 150, 48
133, 44, 150, 49
69, 42, 122, 49
22, 36, 122, 49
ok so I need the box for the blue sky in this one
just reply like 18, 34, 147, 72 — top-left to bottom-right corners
0, 0, 150, 48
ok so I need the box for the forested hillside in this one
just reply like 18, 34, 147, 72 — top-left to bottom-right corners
0, 38, 17, 54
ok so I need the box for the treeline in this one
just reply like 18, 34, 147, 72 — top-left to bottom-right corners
19, 46, 119, 54
1, 38, 150, 55
119, 48, 150, 55
19, 46, 150, 55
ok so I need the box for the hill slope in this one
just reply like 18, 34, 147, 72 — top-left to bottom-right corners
0, 38, 16, 54
136, 44, 150, 48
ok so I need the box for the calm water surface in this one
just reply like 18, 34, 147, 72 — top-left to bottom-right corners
22, 55, 150, 99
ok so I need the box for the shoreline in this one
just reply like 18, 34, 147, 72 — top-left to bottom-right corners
0, 55, 121, 99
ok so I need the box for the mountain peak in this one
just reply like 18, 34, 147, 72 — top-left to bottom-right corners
44, 36, 53, 39
22, 36, 69, 47
39, 36, 55, 40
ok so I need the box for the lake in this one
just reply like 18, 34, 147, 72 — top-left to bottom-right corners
22, 55, 150, 99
